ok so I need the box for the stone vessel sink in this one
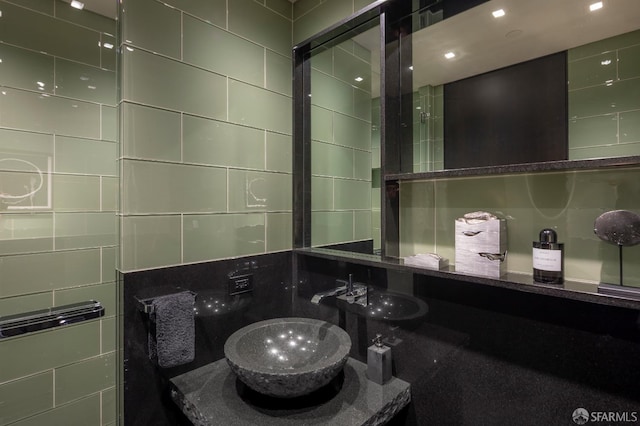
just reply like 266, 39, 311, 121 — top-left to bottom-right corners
224, 317, 351, 398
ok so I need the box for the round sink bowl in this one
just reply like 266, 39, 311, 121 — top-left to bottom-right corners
224, 317, 351, 398
365, 291, 429, 325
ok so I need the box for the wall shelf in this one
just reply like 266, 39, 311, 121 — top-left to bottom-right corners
385, 155, 640, 182
294, 248, 640, 311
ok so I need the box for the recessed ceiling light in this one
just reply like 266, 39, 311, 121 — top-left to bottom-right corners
492, 9, 505, 18
354, 76, 363, 82
444, 52, 456, 59
70, 0, 84, 10
589, 1, 603, 11
409, 65, 413, 71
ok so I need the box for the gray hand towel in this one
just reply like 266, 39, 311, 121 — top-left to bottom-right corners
148, 291, 196, 368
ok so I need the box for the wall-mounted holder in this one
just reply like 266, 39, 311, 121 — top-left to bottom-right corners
135, 290, 197, 315
0, 300, 104, 339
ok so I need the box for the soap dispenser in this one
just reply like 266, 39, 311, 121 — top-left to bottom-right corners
532, 228, 564, 284
367, 333, 392, 384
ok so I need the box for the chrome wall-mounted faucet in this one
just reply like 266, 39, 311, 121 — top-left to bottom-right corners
311, 274, 368, 306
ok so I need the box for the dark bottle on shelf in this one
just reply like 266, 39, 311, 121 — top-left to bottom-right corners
533, 228, 564, 284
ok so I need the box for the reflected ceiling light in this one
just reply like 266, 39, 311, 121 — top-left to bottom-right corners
409, 65, 413, 70
601, 59, 612, 65
492, 9, 505, 18
444, 51, 456, 59
70, 0, 84, 10
354, 76, 363, 82
37, 81, 45, 87
589, 1, 603, 11
103, 42, 114, 49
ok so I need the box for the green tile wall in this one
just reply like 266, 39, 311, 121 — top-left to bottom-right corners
120, 0, 294, 272
0, 1, 117, 425
568, 29, 640, 159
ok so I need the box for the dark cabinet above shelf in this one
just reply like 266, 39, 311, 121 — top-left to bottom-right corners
385, 155, 640, 182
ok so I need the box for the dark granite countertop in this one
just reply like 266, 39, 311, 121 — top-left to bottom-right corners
170, 357, 411, 426
294, 248, 640, 310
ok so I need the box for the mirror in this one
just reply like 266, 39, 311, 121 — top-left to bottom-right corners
308, 21, 382, 254
409, 0, 640, 172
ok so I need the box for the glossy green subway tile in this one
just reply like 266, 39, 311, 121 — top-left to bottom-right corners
0, 169, 50, 208
101, 106, 117, 142
293, 0, 351, 45
311, 211, 353, 247
122, 0, 180, 58
121, 103, 181, 162
619, 45, 640, 80
0, 43, 54, 93
266, 0, 292, 19
354, 0, 376, 12
183, 115, 265, 169
10, 394, 101, 426
53, 174, 101, 211
0, 292, 52, 316
229, 0, 291, 57
0, 213, 54, 255
354, 210, 372, 241
569, 78, 640, 118
54, 212, 116, 249
102, 387, 116, 425
293, 0, 321, 21
101, 317, 116, 353
311, 106, 333, 143
353, 38, 372, 62
569, 142, 640, 160
0, 2, 100, 66
183, 213, 265, 262
310, 46, 333, 75
311, 69, 353, 116
11, 0, 54, 15
102, 177, 118, 212
353, 150, 371, 180
266, 212, 292, 252
334, 113, 370, 150
334, 46, 371, 91
0, 371, 53, 424
334, 179, 371, 210
161, 0, 226, 28
55, 58, 116, 105
122, 160, 227, 214
266, 132, 292, 173
568, 114, 618, 149
353, 87, 373, 121
55, 136, 117, 176
0, 128, 54, 162
0, 88, 100, 139
311, 141, 353, 178
398, 181, 435, 258
568, 29, 640, 62
228, 170, 292, 212
371, 186, 380, 209
100, 33, 117, 71
620, 110, 640, 143
55, 282, 116, 317
101, 246, 116, 283
0, 320, 100, 383
184, 15, 264, 87
122, 48, 227, 120
228, 80, 292, 134
266, 50, 292, 96
54, 0, 116, 34
311, 176, 333, 211
120, 215, 181, 271
568, 52, 617, 91
55, 352, 115, 405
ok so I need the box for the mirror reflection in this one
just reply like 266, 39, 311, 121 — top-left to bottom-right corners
309, 23, 381, 254
410, 0, 640, 172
